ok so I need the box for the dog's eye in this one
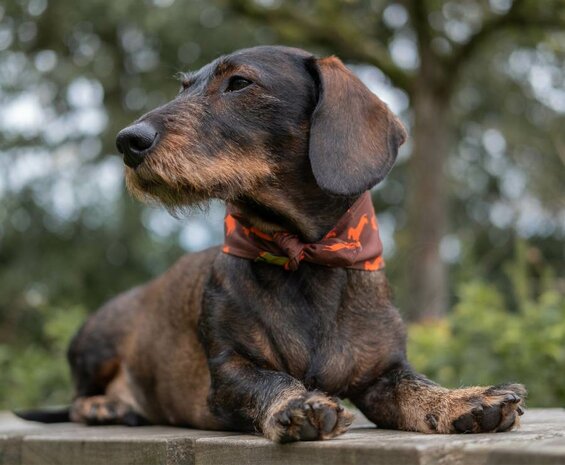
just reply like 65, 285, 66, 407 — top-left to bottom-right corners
225, 76, 252, 93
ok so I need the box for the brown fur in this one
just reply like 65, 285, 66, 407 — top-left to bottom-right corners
125, 128, 274, 209
352, 372, 525, 434
63, 46, 525, 442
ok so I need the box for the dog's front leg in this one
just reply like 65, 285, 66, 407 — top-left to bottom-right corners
352, 364, 526, 434
208, 353, 354, 442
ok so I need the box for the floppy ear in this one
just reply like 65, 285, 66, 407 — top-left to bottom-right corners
308, 56, 407, 196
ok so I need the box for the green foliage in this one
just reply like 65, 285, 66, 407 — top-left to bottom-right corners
0, 305, 86, 410
408, 249, 565, 407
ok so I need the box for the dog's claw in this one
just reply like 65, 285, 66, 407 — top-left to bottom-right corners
471, 406, 483, 415
425, 413, 438, 431
299, 419, 319, 440
277, 411, 291, 426
320, 407, 338, 433
481, 405, 502, 431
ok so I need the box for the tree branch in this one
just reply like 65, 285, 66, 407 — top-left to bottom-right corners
405, 0, 432, 50
228, 0, 413, 93
403, 0, 449, 93
449, 0, 563, 78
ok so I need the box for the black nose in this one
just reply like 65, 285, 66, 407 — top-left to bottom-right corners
116, 122, 158, 168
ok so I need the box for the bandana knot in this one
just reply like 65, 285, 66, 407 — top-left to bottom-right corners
272, 233, 305, 271
222, 191, 385, 272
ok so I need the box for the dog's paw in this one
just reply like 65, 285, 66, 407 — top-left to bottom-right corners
425, 384, 526, 434
70, 396, 148, 426
263, 392, 354, 443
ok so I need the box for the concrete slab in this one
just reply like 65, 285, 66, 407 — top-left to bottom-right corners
0, 409, 563, 465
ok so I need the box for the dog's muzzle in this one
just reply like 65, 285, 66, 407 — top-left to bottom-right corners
116, 122, 158, 168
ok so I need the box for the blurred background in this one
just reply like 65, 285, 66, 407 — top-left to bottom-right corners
1, 0, 564, 410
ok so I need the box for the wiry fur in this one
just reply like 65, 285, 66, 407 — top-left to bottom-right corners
125, 99, 274, 211
58, 46, 526, 443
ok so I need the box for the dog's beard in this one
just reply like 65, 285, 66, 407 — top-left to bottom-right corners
125, 167, 213, 217
124, 165, 270, 219
124, 139, 275, 216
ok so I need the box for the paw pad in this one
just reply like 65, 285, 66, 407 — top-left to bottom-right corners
268, 392, 353, 443
451, 385, 526, 433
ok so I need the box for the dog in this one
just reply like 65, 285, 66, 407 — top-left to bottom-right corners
27, 46, 526, 442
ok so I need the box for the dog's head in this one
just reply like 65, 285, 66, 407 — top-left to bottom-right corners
117, 46, 406, 235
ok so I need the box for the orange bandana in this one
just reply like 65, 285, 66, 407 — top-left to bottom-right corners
222, 192, 384, 272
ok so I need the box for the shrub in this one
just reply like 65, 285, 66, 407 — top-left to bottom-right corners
0, 305, 86, 410
408, 281, 565, 406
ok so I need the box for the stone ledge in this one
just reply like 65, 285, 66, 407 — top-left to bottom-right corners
1, 409, 564, 465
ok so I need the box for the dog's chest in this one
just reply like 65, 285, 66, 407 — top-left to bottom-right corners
262, 272, 393, 393
204, 259, 397, 394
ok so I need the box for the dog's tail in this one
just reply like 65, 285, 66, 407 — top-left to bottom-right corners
14, 407, 71, 423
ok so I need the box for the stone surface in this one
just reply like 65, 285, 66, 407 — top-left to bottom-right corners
1, 409, 564, 465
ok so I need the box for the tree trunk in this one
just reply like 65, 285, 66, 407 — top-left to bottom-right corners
402, 82, 450, 321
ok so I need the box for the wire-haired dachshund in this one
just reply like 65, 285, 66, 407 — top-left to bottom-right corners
33, 46, 525, 442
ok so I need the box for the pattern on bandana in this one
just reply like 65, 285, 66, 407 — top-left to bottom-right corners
222, 191, 385, 272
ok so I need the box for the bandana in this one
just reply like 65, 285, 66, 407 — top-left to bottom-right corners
222, 191, 384, 272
